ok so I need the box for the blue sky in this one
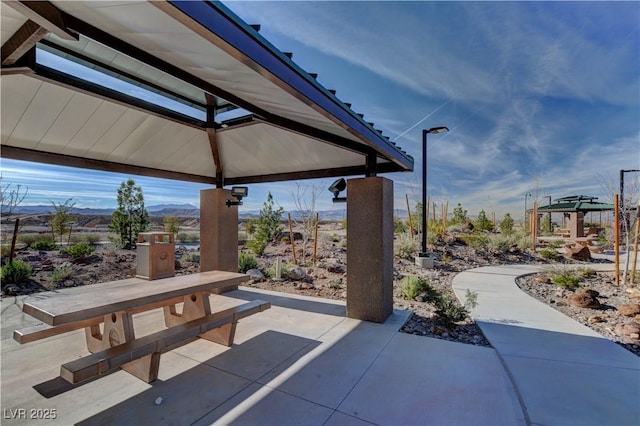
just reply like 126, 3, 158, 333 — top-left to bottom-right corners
2, 1, 639, 219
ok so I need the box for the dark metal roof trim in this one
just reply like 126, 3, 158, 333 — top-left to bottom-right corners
165, 0, 413, 171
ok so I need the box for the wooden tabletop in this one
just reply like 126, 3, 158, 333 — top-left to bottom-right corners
22, 271, 249, 326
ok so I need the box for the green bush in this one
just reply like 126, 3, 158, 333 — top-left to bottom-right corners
499, 213, 515, 234
548, 239, 565, 249
238, 252, 259, 273
434, 290, 478, 324
394, 216, 407, 234
30, 238, 57, 251
459, 233, 490, 249
538, 248, 559, 260
51, 264, 74, 283
180, 252, 200, 263
577, 267, 596, 279
399, 276, 438, 301
70, 233, 100, 245
394, 234, 418, 259
247, 231, 268, 256
552, 271, 581, 289
1, 260, 33, 284
487, 234, 515, 252
61, 242, 95, 258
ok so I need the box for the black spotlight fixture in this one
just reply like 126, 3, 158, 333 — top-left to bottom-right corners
226, 186, 248, 207
328, 178, 347, 203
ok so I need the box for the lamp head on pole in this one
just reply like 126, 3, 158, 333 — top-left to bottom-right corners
425, 126, 449, 135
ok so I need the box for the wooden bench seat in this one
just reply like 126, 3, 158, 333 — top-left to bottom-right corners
60, 300, 270, 384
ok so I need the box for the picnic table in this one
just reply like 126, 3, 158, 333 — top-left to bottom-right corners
13, 271, 270, 384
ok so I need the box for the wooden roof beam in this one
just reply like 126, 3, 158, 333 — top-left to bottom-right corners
3, 1, 77, 41
1, 19, 48, 65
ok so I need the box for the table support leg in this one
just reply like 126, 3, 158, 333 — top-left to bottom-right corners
84, 311, 160, 383
163, 292, 237, 346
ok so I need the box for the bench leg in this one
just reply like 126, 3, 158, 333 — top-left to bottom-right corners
84, 311, 160, 383
163, 292, 237, 346
163, 292, 212, 326
200, 321, 237, 347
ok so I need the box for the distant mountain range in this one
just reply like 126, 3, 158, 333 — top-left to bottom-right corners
4, 204, 350, 220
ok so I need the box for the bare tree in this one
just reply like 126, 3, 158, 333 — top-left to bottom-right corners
598, 173, 640, 284
1, 176, 28, 254
291, 182, 323, 265
1, 176, 28, 217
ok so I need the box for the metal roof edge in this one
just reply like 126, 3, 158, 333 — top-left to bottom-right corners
168, 0, 413, 171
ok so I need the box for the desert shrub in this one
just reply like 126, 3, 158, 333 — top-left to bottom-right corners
499, 213, 515, 234
177, 233, 189, 243
459, 233, 490, 249
394, 216, 407, 234
548, 239, 565, 249
30, 237, 57, 251
70, 233, 100, 245
61, 242, 95, 258
51, 264, 74, 283
434, 290, 478, 324
1, 260, 33, 284
552, 270, 581, 289
266, 260, 292, 280
576, 267, 596, 279
514, 231, 532, 250
247, 232, 268, 256
180, 252, 200, 263
238, 252, 259, 273
394, 234, 418, 259
475, 209, 494, 232
399, 276, 438, 301
538, 248, 559, 260
341, 219, 347, 230
488, 234, 515, 252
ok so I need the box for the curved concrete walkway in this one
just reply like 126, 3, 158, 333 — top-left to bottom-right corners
452, 263, 640, 426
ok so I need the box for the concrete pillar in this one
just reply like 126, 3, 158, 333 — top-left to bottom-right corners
200, 189, 238, 292
567, 211, 585, 239
346, 177, 394, 323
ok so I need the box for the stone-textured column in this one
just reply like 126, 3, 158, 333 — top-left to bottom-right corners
200, 189, 238, 292
346, 177, 394, 323
567, 211, 585, 239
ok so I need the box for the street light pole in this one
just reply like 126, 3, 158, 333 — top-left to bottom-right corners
420, 126, 448, 257
524, 193, 531, 228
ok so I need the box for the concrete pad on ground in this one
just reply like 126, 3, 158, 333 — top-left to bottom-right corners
337, 333, 526, 426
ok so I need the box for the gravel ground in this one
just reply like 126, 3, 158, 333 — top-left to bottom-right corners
3, 234, 638, 357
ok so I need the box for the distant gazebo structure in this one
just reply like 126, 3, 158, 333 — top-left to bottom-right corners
537, 195, 614, 240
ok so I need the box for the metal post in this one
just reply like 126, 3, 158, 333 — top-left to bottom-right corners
421, 129, 427, 256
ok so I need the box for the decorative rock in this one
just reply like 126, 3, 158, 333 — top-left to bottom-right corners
2, 284, 20, 296
588, 316, 604, 324
626, 288, 640, 299
567, 289, 600, 309
576, 288, 599, 298
288, 266, 313, 282
246, 269, 264, 282
563, 244, 592, 261
618, 304, 640, 317
327, 263, 345, 274
535, 275, 551, 284
615, 322, 640, 340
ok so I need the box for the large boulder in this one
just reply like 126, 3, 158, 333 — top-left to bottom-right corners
287, 266, 312, 282
567, 288, 600, 309
615, 322, 640, 340
618, 304, 640, 317
564, 244, 592, 261
246, 269, 265, 282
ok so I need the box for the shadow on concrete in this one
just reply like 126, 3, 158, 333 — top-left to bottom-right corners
232, 288, 346, 317
476, 321, 640, 426
76, 330, 321, 425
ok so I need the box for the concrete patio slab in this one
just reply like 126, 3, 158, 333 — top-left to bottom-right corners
453, 263, 640, 426
337, 333, 526, 426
